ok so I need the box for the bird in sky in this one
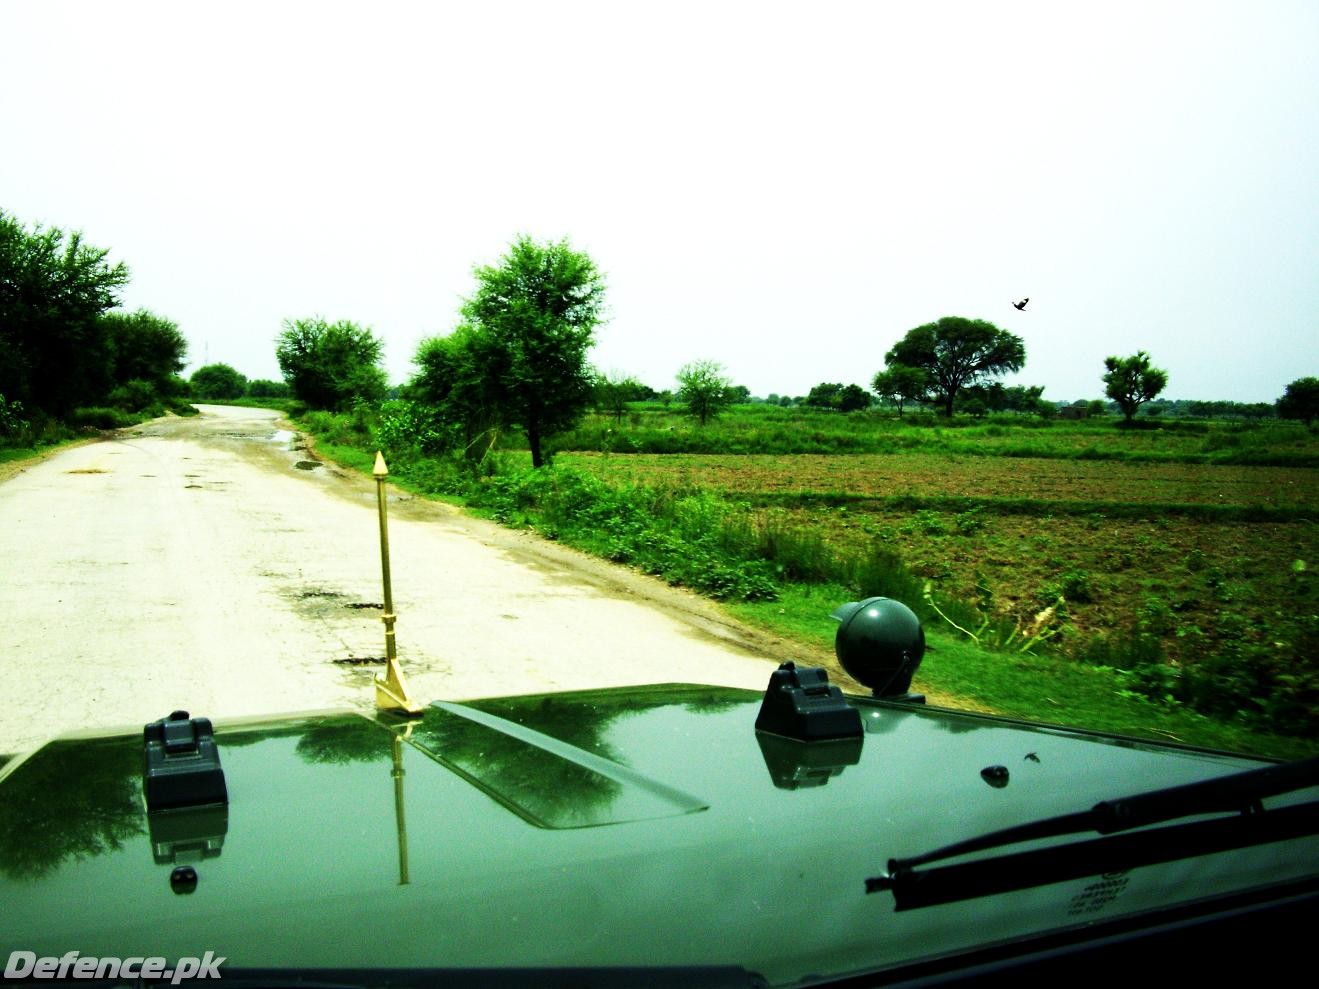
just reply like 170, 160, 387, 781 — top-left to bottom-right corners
1013, 298, 1029, 311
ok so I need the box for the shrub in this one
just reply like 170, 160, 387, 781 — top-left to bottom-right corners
0, 394, 30, 443
106, 378, 158, 412
69, 407, 132, 430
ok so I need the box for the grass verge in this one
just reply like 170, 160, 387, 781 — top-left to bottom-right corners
296, 409, 1316, 761
727, 584, 1318, 760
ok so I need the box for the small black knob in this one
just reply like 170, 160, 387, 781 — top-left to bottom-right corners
981, 765, 1010, 788
170, 865, 198, 894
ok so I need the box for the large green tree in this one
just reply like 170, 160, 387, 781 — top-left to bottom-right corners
882, 317, 1025, 417
1102, 351, 1168, 424
804, 382, 844, 410
409, 323, 506, 455
676, 360, 734, 426
0, 210, 130, 414
275, 317, 387, 410
102, 309, 188, 391
190, 363, 248, 400
451, 236, 606, 467
1277, 377, 1319, 427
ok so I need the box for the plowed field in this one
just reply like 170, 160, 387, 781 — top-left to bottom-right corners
563, 453, 1318, 509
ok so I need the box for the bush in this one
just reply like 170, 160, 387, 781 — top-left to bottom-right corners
107, 378, 158, 412
0, 394, 31, 443
247, 379, 291, 398
190, 363, 248, 401
69, 407, 133, 430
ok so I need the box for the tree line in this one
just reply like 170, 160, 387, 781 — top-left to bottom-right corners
7, 213, 1314, 450
272, 231, 1318, 469
0, 209, 190, 438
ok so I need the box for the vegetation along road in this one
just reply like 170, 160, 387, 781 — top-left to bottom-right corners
0, 406, 787, 756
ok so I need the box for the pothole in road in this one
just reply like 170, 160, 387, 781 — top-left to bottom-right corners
64, 468, 107, 475
294, 460, 321, 471
344, 602, 383, 610
333, 656, 387, 665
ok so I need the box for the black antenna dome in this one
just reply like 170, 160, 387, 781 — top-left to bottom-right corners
830, 597, 925, 696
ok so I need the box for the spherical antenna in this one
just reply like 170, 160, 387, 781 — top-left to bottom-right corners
830, 597, 925, 696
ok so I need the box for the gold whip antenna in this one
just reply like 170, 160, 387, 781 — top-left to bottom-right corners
372, 451, 423, 715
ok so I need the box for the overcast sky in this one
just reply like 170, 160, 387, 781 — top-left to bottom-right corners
2, 1, 1315, 402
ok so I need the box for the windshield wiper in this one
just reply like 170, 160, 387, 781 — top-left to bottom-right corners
868, 755, 1319, 910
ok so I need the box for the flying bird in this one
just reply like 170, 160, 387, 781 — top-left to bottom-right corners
1013, 298, 1029, 311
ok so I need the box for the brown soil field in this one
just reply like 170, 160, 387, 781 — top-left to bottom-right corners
767, 505, 1311, 653
563, 453, 1319, 509
562, 452, 1318, 672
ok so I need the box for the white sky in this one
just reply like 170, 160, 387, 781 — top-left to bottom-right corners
1, 0, 1315, 402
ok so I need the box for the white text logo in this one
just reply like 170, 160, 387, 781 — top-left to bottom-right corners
5, 950, 224, 983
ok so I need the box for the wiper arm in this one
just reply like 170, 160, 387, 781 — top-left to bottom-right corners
869, 755, 1319, 909
891, 755, 1319, 871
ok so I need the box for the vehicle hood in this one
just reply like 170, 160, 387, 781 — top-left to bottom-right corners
2, 683, 1316, 985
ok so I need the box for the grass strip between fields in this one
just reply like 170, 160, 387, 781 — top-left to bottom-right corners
729, 491, 1314, 523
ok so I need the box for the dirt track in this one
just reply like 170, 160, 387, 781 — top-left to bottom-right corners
0, 406, 811, 756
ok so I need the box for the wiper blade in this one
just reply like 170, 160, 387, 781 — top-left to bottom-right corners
892, 755, 1319, 871
869, 755, 1319, 910
868, 800, 1319, 910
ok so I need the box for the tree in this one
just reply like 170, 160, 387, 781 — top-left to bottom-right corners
1102, 351, 1168, 424
593, 370, 646, 423
276, 317, 387, 410
102, 309, 188, 390
1277, 377, 1319, 426
456, 236, 606, 467
247, 379, 291, 399
805, 382, 844, 410
1001, 384, 1046, 414
676, 360, 734, 425
838, 383, 872, 412
404, 326, 504, 458
0, 210, 130, 414
883, 317, 1025, 417
871, 364, 928, 418
190, 363, 249, 400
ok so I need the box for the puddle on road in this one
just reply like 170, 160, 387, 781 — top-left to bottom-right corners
269, 429, 295, 445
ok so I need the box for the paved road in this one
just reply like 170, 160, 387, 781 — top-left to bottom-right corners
0, 406, 794, 755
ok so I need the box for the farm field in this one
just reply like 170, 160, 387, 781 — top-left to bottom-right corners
551, 406, 1319, 465
297, 404, 1319, 749
560, 446, 1319, 725
560, 452, 1318, 511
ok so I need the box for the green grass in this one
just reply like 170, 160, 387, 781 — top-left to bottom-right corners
0, 435, 104, 466
549, 405, 1319, 465
294, 404, 1318, 758
727, 583, 1318, 761
710, 491, 1311, 524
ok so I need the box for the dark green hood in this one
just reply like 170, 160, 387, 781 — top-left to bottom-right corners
2, 684, 1316, 985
